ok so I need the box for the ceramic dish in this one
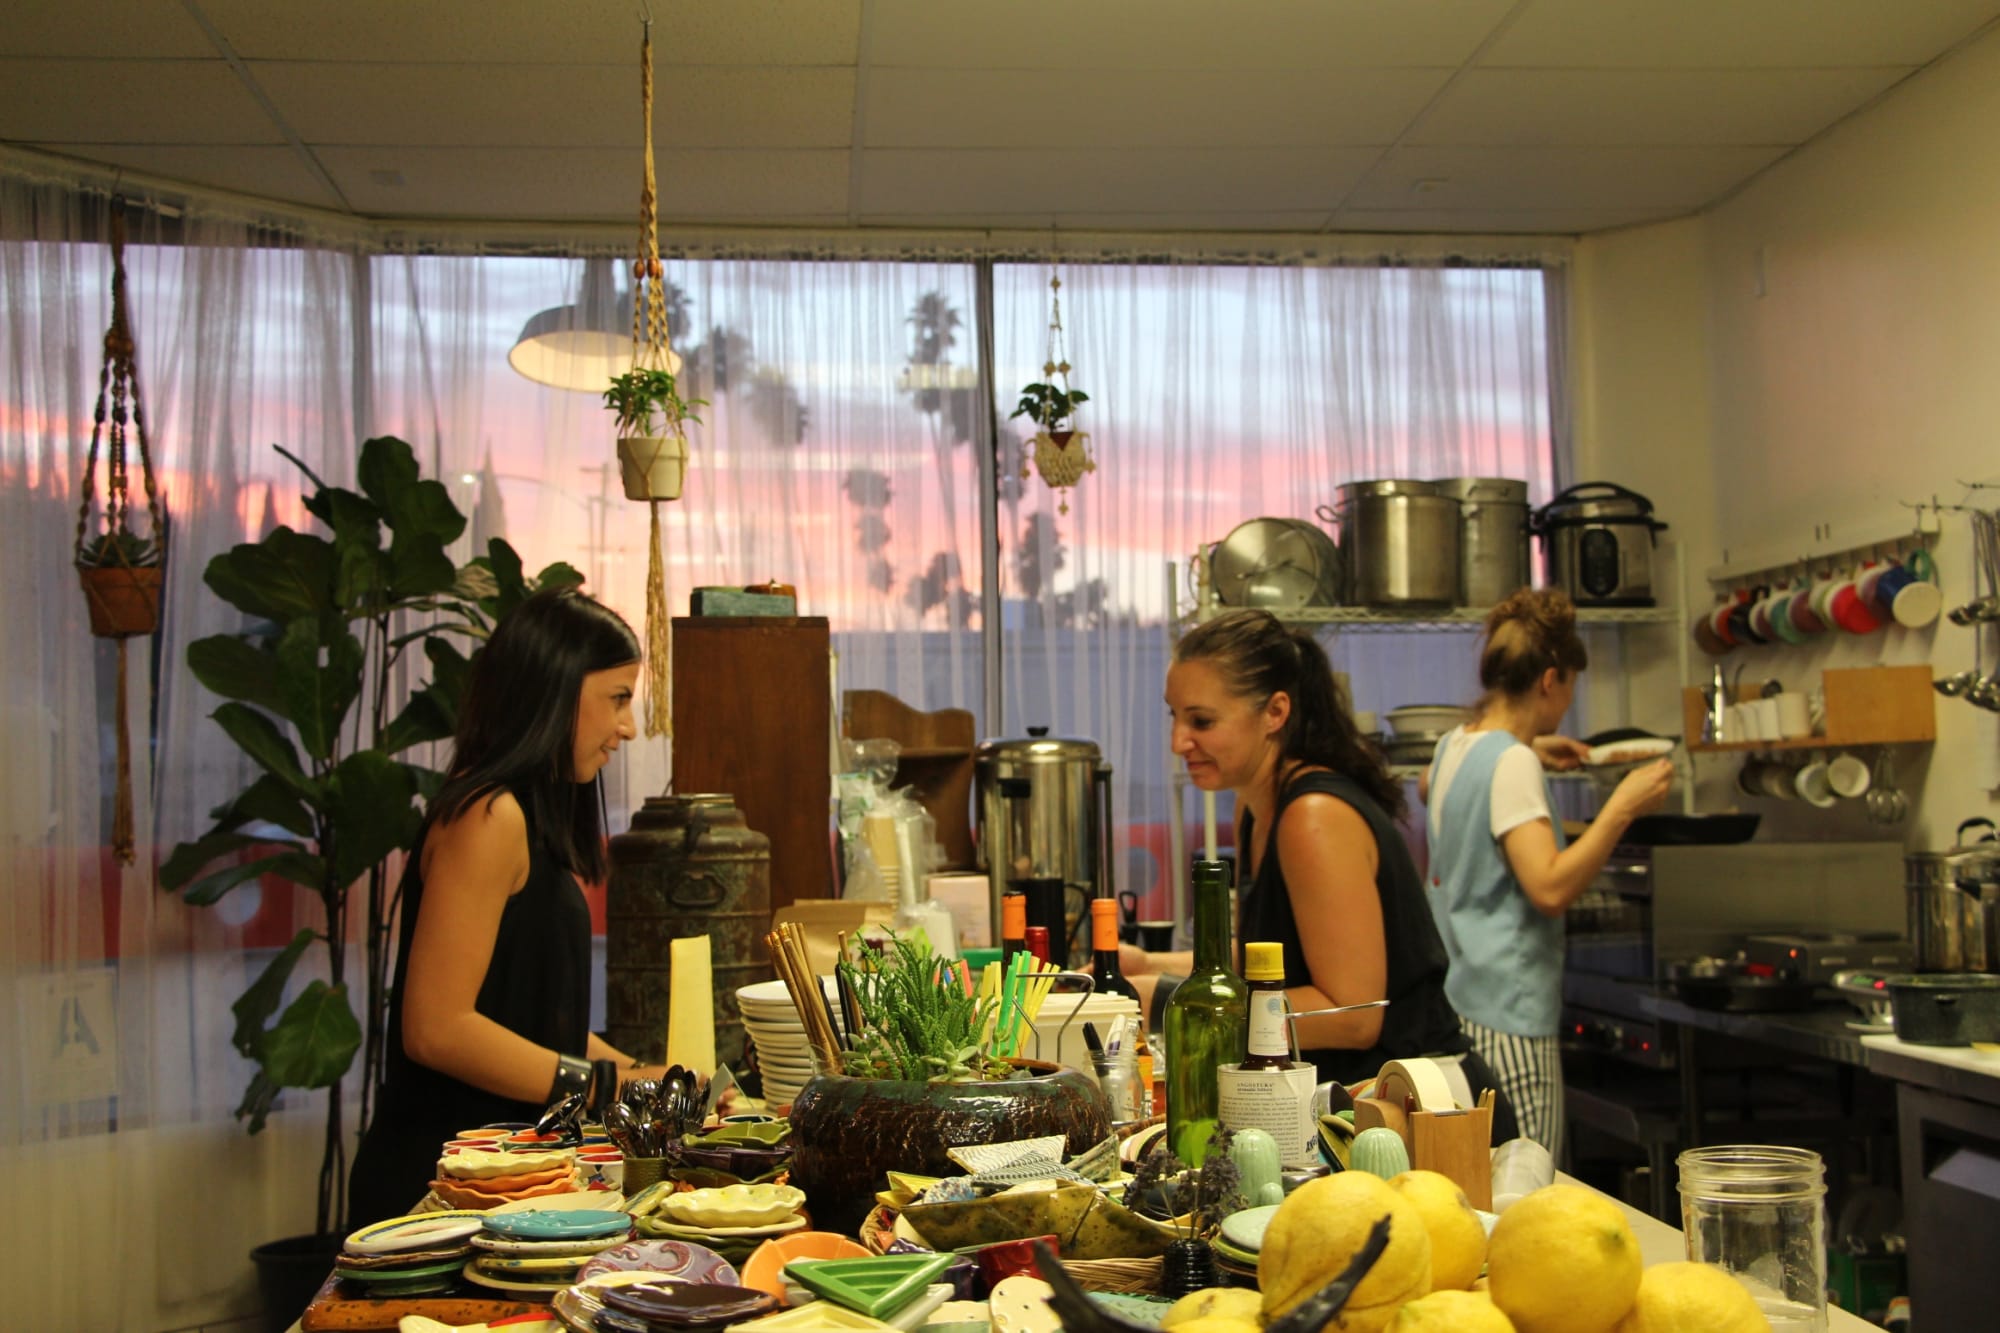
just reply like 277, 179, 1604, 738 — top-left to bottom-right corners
642, 1212, 811, 1240
441, 1147, 574, 1179
343, 1209, 490, 1256
1584, 736, 1676, 766
600, 1280, 778, 1326
491, 1189, 623, 1214
479, 1208, 635, 1241
1218, 1202, 1280, 1254
576, 1238, 740, 1286
458, 1259, 579, 1295
658, 1183, 806, 1228
474, 1251, 594, 1273
469, 1230, 632, 1257
330, 1243, 473, 1271
621, 1180, 678, 1219
739, 1231, 872, 1299
333, 1257, 465, 1284
552, 1272, 708, 1333
429, 1174, 581, 1211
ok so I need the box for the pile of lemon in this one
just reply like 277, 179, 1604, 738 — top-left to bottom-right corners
1160, 1174, 1771, 1333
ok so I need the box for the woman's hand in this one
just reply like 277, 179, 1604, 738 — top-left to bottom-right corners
1532, 734, 1591, 771
1603, 758, 1674, 821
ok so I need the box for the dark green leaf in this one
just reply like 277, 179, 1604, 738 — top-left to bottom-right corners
261, 980, 363, 1089
323, 751, 420, 890
274, 444, 330, 496
208, 772, 314, 839
203, 528, 338, 622
186, 634, 285, 713
161, 829, 262, 892
212, 702, 315, 798
234, 1067, 281, 1134
380, 687, 456, 756
231, 928, 316, 1059
179, 849, 324, 907
533, 560, 585, 593
275, 617, 364, 762
357, 437, 466, 601
486, 540, 525, 606
405, 763, 446, 801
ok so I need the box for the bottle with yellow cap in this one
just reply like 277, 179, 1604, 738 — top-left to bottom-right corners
1240, 941, 1293, 1071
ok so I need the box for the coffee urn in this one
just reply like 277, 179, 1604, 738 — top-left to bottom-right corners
974, 728, 1104, 966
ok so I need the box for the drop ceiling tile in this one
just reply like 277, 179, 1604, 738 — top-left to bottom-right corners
1344, 145, 1787, 211
261, 62, 853, 149
857, 147, 1378, 216
1412, 67, 1909, 146
1483, 0, 2000, 68
202, 0, 862, 66
1332, 205, 1682, 235
0, 58, 280, 143
0, 0, 214, 58
42, 144, 345, 210
866, 0, 1516, 69
862, 67, 1444, 148
318, 146, 849, 220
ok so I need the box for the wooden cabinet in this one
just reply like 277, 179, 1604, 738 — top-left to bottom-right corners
840, 688, 977, 870
671, 616, 833, 911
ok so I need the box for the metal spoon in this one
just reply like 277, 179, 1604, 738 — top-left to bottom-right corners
1285, 999, 1393, 1019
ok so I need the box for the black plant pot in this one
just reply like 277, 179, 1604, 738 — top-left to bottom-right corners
250, 1232, 339, 1333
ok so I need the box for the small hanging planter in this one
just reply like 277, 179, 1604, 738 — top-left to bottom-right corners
77, 535, 166, 637
1012, 267, 1096, 515
615, 432, 689, 502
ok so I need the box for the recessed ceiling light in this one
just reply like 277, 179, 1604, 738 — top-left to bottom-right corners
368, 169, 405, 187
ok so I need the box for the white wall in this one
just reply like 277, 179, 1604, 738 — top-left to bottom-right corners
1573, 23, 2000, 851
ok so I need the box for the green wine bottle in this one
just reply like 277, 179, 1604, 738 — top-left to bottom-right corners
1164, 858, 1247, 1166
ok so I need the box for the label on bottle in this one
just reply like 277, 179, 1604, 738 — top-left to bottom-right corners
1217, 1063, 1318, 1169
1247, 990, 1289, 1061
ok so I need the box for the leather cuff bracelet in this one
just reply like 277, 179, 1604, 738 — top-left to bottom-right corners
549, 1052, 592, 1104
588, 1057, 619, 1116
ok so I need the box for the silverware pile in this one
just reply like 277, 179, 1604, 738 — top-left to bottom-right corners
602, 1064, 707, 1158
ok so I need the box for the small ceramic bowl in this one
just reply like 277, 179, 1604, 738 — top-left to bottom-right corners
657, 1183, 807, 1229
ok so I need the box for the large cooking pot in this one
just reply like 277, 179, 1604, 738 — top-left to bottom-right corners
1436, 476, 1531, 608
1907, 818, 2000, 972
1533, 481, 1666, 607
1333, 480, 1459, 608
974, 730, 1104, 959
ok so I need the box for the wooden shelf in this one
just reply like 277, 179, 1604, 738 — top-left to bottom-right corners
1681, 664, 1936, 753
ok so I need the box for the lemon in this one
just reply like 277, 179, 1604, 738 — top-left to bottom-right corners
1390, 1288, 1519, 1331
1388, 1169, 1488, 1291
1165, 1319, 1263, 1333
1486, 1184, 1641, 1333
1612, 1261, 1770, 1333
1259, 1170, 1432, 1331
1163, 1287, 1265, 1328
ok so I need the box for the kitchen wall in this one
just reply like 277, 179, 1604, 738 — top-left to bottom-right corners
1571, 21, 2000, 853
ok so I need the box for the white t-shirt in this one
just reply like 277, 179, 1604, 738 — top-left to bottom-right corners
1428, 727, 1551, 838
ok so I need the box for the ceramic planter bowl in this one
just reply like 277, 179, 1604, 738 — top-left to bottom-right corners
786, 1059, 1113, 1236
617, 435, 687, 501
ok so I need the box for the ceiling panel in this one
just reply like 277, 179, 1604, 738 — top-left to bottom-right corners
856, 147, 1379, 216
866, 0, 1515, 70
200, 0, 862, 66
49, 144, 343, 210
862, 67, 1447, 148
1343, 145, 1788, 211
1, 0, 214, 58
1413, 67, 1910, 146
261, 63, 853, 150
1485, 0, 2000, 68
319, 146, 850, 221
0, 59, 280, 143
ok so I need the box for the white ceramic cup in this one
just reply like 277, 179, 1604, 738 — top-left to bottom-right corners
1827, 753, 1871, 798
1750, 697, 1783, 741
1794, 760, 1837, 808
1773, 692, 1812, 739
1892, 578, 1943, 628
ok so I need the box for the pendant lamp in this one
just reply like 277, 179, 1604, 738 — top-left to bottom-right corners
508, 254, 681, 390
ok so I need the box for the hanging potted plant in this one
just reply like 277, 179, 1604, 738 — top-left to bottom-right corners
1012, 269, 1096, 514
76, 524, 165, 637
605, 363, 704, 501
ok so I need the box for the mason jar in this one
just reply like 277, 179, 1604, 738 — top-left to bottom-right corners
1677, 1144, 1828, 1331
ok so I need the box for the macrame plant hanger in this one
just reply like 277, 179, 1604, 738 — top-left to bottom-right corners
1028, 258, 1094, 514
72, 202, 169, 864
633, 18, 678, 739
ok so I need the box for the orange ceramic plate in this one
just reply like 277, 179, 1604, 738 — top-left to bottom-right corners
740, 1231, 872, 1300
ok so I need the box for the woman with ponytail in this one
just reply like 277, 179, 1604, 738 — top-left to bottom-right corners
1424, 588, 1672, 1160
1124, 608, 1479, 1090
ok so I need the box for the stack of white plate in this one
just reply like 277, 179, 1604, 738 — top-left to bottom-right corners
737, 976, 838, 1110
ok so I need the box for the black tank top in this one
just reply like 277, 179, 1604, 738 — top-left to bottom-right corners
1237, 769, 1468, 1087
347, 803, 591, 1225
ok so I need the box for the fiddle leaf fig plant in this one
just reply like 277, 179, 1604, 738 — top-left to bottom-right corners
603, 365, 706, 437
162, 434, 581, 1239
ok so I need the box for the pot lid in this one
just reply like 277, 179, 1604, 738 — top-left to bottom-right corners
1336, 479, 1444, 500
1536, 481, 1659, 523
974, 728, 1102, 763
1434, 476, 1530, 503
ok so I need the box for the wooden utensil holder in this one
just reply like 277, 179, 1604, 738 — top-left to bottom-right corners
1352, 1090, 1495, 1209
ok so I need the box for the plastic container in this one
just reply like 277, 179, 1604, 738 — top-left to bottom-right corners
1490, 1137, 1555, 1212
1678, 1144, 1828, 1331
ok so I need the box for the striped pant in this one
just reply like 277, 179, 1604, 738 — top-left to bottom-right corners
1460, 1016, 1565, 1165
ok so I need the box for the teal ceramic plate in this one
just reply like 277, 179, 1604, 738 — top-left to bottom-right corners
1219, 1203, 1281, 1254
1091, 1292, 1173, 1328
479, 1207, 633, 1240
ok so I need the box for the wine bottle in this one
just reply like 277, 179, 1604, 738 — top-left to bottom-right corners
1000, 890, 1027, 966
1164, 859, 1247, 1166
1024, 924, 1052, 965
1088, 898, 1141, 1002
1241, 941, 1292, 1071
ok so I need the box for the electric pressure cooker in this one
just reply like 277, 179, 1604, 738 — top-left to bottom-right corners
1532, 481, 1666, 607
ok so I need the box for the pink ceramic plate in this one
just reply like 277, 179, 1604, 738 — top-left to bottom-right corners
576, 1238, 740, 1287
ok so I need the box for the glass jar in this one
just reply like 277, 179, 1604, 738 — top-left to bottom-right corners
1677, 1144, 1828, 1332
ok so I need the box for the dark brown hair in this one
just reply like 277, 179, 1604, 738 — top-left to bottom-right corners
1174, 608, 1405, 819
1478, 587, 1589, 701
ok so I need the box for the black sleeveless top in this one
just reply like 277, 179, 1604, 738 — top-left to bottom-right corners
347, 805, 592, 1226
1237, 769, 1468, 1087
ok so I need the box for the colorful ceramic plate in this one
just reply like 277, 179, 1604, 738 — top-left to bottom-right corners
740, 1232, 871, 1300
331, 1243, 473, 1271
551, 1274, 682, 1333
599, 1280, 777, 1325
641, 1212, 809, 1240
443, 1147, 575, 1179
480, 1208, 634, 1241
475, 1252, 593, 1273
575, 1238, 740, 1287
657, 1184, 806, 1228
344, 1210, 489, 1256
469, 1231, 634, 1257
458, 1259, 578, 1295
621, 1180, 677, 1219
1218, 1203, 1280, 1254
491, 1189, 623, 1214
333, 1258, 466, 1284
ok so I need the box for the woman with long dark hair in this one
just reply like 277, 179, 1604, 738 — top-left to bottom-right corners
348, 587, 659, 1224
1124, 608, 1478, 1089
1424, 589, 1671, 1159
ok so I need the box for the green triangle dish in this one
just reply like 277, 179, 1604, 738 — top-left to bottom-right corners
783, 1253, 953, 1318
